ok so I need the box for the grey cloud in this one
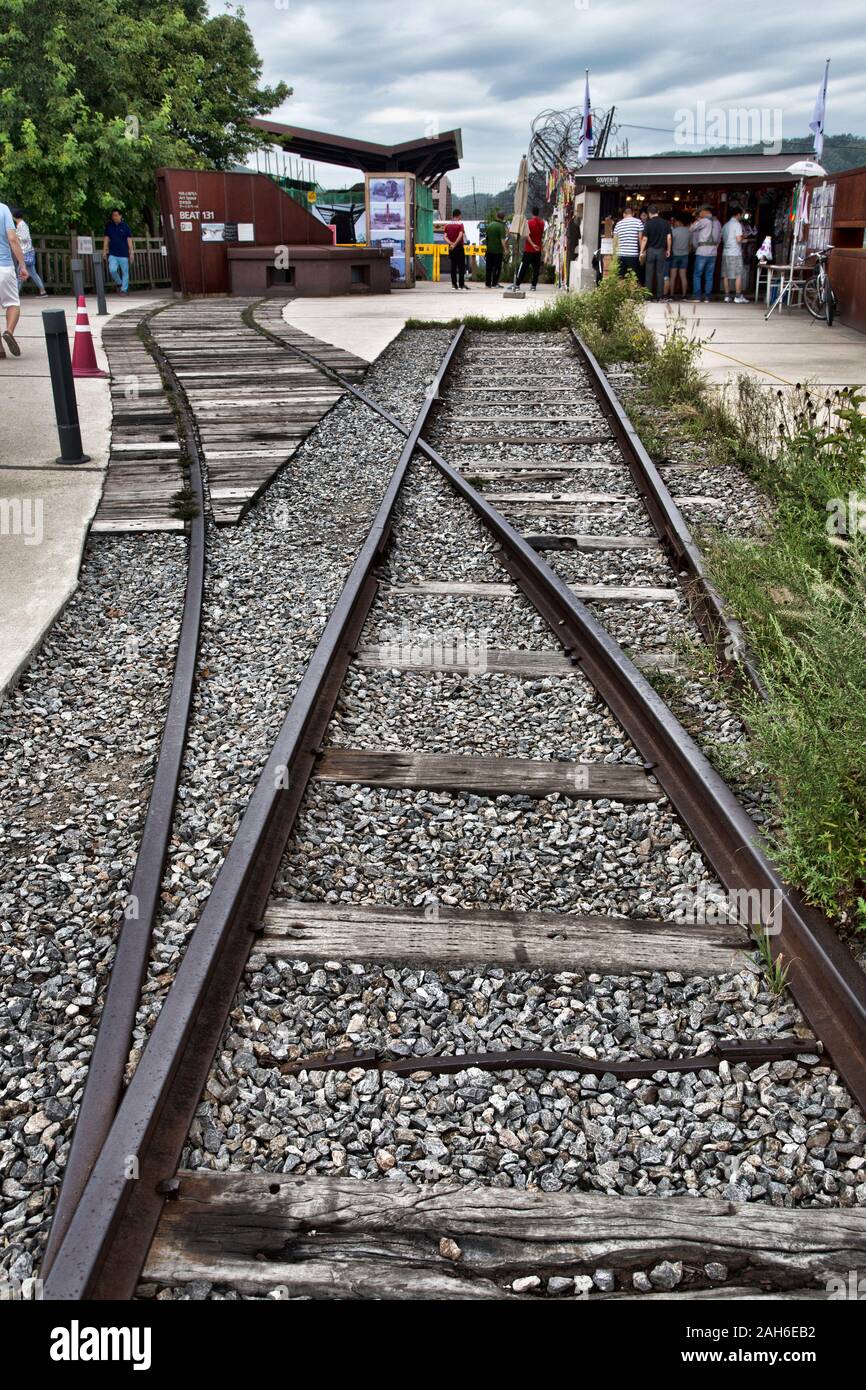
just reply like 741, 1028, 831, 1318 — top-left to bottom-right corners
238, 0, 864, 180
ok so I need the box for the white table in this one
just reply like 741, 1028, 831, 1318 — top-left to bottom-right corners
755, 262, 810, 308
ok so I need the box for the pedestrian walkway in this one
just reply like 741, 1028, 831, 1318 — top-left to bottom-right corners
282, 279, 559, 362
643, 298, 866, 390
0, 290, 164, 693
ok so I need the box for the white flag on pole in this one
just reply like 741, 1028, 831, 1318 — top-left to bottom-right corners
809, 58, 830, 161
578, 71, 593, 167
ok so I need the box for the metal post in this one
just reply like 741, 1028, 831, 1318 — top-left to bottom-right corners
92, 253, 108, 315
42, 311, 91, 465
71, 257, 85, 302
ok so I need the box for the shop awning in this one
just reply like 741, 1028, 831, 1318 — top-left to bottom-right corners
578, 152, 812, 188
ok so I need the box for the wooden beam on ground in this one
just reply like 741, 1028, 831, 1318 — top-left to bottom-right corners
383, 580, 679, 603
526, 533, 662, 551
144, 1172, 866, 1300
260, 900, 746, 974
312, 748, 658, 801
355, 645, 681, 676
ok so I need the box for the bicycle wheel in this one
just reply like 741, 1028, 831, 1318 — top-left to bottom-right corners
803, 276, 824, 319
826, 283, 837, 327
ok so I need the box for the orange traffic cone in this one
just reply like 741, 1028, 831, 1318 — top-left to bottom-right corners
71, 295, 107, 378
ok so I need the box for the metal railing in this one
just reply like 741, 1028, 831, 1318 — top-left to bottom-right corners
28, 234, 171, 292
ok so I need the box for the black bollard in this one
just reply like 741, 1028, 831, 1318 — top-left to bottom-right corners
43, 310, 91, 465
71, 256, 85, 302
92, 254, 108, 315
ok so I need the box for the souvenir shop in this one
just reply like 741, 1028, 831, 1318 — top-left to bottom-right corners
563, 153, 809, 293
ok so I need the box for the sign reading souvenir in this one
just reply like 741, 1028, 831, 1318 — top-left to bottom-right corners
365, 173, 416, 288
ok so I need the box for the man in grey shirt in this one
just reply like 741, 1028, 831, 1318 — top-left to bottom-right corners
0, 200, 29, 357
690, 204, 721, 301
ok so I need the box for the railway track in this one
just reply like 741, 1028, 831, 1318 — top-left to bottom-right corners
40, 311, 866, 1301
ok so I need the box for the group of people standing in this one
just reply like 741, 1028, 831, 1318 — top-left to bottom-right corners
0, 200, 136, 358
613, 203, 751, 303
444, 207, 547, 291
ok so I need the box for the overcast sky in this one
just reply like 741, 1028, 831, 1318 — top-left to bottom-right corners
230, 0, 863, 190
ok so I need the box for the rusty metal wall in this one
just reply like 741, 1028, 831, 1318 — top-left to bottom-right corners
156, 168, 332, 295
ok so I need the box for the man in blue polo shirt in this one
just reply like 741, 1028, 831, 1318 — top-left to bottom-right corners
102, 208, 134, 293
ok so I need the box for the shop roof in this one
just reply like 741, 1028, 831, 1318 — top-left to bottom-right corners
578, 152, 813, 187
249, 120, 463, 183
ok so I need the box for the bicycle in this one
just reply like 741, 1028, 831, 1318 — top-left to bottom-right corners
803, 246, 837, 326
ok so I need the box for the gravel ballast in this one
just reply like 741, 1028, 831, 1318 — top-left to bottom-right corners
0, 533, 186, 1282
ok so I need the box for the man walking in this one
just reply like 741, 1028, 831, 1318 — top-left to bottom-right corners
484, 210, 506, 287
640, 205, 671, 301
613, 205, 642, 279
721, 204, 749, 303
690, 203, 721, 302
0, 199, 29, 358
445, 209, 468, 290
517, 206, 545, 290
11, 209, 47, 295
103, 208, 134, 294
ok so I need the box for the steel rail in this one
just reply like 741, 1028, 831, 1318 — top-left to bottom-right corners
42, 327, 465, 1302
249, 306, 866, 1118
41, 310, 206, 1274
567, 327, 767, 698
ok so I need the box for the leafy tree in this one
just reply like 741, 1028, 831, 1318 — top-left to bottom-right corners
0, 0, 290, 231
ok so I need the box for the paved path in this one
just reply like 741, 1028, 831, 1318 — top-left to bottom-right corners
0, 291, 164, 693
643, 298, 866, 390
282, 279, 559, 362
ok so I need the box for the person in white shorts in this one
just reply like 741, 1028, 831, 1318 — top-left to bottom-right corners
0, 200, 30, 357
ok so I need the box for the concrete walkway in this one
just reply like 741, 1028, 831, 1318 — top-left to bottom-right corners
0, 290, 164, 694
643, 298, 866, 390
284, 281, 865, 388
282, 279, 559, 362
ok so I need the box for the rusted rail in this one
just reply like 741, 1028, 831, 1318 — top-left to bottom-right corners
41, 309, 206, 1274
42, 328, 465, 1301
567, 327, 766, 697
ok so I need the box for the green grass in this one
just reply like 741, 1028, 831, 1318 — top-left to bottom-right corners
754, 931, 791, 996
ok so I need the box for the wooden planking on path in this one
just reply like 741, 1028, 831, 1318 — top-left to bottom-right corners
91, 307, 187, 535
147, 299, 369, 525
260, 900, 747, 974
144, 1171, 866, 1300
312, 748, 658, 800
